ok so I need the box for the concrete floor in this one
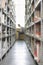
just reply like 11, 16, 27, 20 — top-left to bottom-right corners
0, 41, 36, 65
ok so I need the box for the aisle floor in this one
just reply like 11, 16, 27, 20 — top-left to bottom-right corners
0, 41, 36, 65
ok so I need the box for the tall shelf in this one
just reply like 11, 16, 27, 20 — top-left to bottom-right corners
25, 0, 43, 64
0, 0, 16, 60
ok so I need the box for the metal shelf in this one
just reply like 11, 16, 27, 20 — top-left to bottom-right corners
0, 0, 16, 61
25, 0, 43, 64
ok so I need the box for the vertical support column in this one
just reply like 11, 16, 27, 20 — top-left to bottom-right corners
0, 40, 2, 50
41, 0, 43, 63
37, 42, 40, 62
0, 9, 2, 50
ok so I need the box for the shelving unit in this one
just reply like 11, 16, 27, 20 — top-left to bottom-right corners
0, 0, 16, 60
25, 0, 43, 65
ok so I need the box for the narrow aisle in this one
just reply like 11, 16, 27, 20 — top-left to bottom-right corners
0, 41, 36, 65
